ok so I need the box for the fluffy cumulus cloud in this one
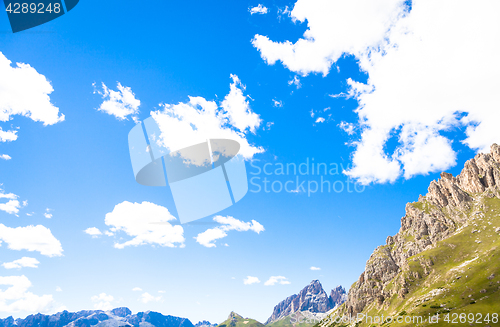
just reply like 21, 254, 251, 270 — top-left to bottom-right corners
0, 224, 63, 257
91, 293, 114, 310
254, 0, 500, 184
2, 257, 40, 269
252, 0, 406, 76
104, 201, 185, 249
0, 188, 21, 215
250, 4, 268, 15
132, 287, 142, 292
0, 52, 64, 159
139, 292, 162, 304
195, 216, 264, 248
310, 266, 321, 271
0, 275, 55, 313
151, 75, 263, 159
0, 128, 18, 143
264, 276, 290, 286
44, 208, 52, 219
0, 52, 65, 125
84, 227, 102, 238
243, 276, 260, 285
94, 82, 140, 121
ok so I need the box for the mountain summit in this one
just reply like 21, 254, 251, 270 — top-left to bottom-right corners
265, 280, 346, 324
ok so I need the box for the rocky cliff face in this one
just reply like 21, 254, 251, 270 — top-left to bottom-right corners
343, 143, 500, 316
0, 307, 194, 327
266, 280, 346, 324
329, 286, 347, 309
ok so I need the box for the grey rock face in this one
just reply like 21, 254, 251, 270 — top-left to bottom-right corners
329, 286, 347, 308
343, 143, 500, 316
266, 280, 346, 324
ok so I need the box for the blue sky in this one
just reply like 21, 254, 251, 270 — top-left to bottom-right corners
1, 0, 499, 323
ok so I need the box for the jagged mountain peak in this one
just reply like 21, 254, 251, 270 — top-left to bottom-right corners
265, 280, 346, 325
228, 312, 243, 320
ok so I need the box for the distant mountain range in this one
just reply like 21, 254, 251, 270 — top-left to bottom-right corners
0, 280, 346, 327
0, 307, 195, 327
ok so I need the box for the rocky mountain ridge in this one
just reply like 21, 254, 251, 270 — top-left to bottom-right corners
337, 143, 500, 319
266, 280, 346, 324
0, 307, 194, 327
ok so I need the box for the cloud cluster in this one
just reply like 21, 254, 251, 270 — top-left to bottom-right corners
252, 0, 406, 76
94, 82, 140, 121
139, 292, 162, 304
243, 276, 260, 285
151, 75, 262, 159
250, 4, 268, 15
84, 227, 102, 238
104, 201, 185, 249
0, 275, 54, 313
91, 293, 114, 311
0, 52, 65, 125
254, 0, 500, 184
0, 224, 63, 257
264, 276, 290, 286
0, 52, 65, 159
0, 188, 20, 215
2, 257, 40, 269
195, 216, 264, 248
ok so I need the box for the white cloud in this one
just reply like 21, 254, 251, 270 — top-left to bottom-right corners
195, 216, 264, 248
105, 201, 185, 249
158, 290, 166, 294
195, 228, 227, 249
264, 276, 290, 286
132, 287, 142, 292
0, 52, 65, 126
151, 75, 262, 159
255, 0, 500, 184
43, 208, 53, 219
55, 287, 62, 292
0, 224, 63, 257
310, 266, 321, 271
2, 257, 40, 269
288, 76, 301, 89
243, 276, 260, 285
250, 4, 268, 15
315, 117, 325, 123
91, 293, 114, 310
0, 188, 20, 215
339, 122, 355, 135
95, 82, 140, 121
0, 128, 18, 143
139, 292, 162, 304
272, 99, 283, 107
0, 275, 55, 313
252, 0, 406, 76
0, 154, 11, 160
84, 227, 102, 238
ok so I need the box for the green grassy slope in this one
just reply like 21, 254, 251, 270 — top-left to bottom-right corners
319, 195, 500, 327
217, 312, 265, 327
